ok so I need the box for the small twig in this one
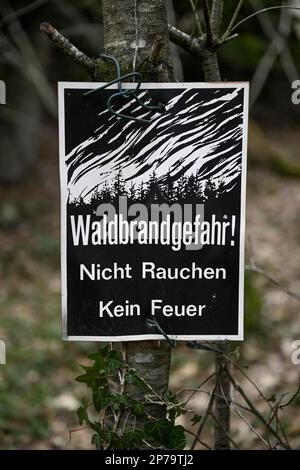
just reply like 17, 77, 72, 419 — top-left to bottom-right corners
190, 386, 216, 450
0, 0, 49, 29
201, 0, 214, 45
181, 373, 216, 407
279, 379, 300, 410
149, 35, 164, 65
229, 6, 300, 34
40, 22, 95, 75
226, 368, 291, 450
2, 3, 56, 116
266, 393, 291, 450
185, 428, 212, 450
221, 0, 244, 40
217, 33, 239, 47
189, 0, 203, 36
267, 392, 287, 425
67, 423, 89, 444
246, 264, 300, 301
219, 382, 271, 449
249, 0, 298, 106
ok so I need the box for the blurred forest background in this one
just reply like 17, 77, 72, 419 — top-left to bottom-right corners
1, 0, 300, 449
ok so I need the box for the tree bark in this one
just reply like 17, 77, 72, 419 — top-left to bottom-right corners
202, 49, 221, 81
211, 0, 224, 37
214, 343, 231, 449
197, 4, 230, 448
101, 0, 173, 80
101, 0, 174, 432
201, 61, 231, 448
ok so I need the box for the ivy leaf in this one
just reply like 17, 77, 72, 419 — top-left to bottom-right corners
167, 424, 186, 450
93, 387, 109, 411
168, 404, 186, 424
131, 400, 145, 415
125, 369, 147, 392
106, 350, 127, 373
88, 345, 109, 361
76, 406, 90, 426
75, 363, 106, 390
91, 433, 103, 450
122, 429, 144, 449
144, 419, 186, 450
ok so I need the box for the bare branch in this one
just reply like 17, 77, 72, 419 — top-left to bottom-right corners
229, 6, 300, 35
40, 22, 95, 75
279, 380, 300, 410
185, 428, 212, 450
217, 33, 239, 47
1, 3, 56, 117
220, 382, 271, 449
201, 0, 213, 45
190, 386, 215, 450
189, 0, 203, 36
0, 0, 50, 29
211, 0, 224, 36
221, 0, 244, 40
168, 24, 205, 57
179, 372, 216, 406
249, 0, 298, 106
226, 368, 291, 450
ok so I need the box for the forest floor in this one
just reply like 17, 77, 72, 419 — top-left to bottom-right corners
0, 124, 300, 450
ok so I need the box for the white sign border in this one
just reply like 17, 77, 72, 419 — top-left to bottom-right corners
58, 81, 249, 342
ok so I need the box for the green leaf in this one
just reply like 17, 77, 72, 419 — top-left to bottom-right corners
110, 393, 133, 412
87, 347, 108, 371
106, 350, 127, 373
75, 366, 106, 389
122, 429, 144, 449
88, 345, 108, 361
144, 419, 186, 450
131, 401, 145, 416
91, 433, 103, 450
76, 406, 90, 426
125, 369, 147, 392
93, 387, 109, 411
167, 424, 186, 450
191, 414, 202, 425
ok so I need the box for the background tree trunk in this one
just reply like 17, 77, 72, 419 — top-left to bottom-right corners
196, 0, 231, 448
101, 0, 174, 431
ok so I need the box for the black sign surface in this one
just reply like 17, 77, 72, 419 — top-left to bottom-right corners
59, 83, 248, 341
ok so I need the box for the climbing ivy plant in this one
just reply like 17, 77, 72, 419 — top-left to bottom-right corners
75, 346, 188, 450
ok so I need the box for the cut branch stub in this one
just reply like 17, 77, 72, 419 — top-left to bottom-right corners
40, 22, 96, 76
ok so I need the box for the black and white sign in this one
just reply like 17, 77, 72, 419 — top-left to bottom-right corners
58, 82, 248, 341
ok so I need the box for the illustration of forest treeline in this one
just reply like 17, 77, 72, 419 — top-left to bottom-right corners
68, 168, 235, 210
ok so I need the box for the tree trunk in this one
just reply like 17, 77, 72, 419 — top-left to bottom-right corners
101, 0, 173, 80
101, 0, 174, 431
199, 39, 231, 451
214, 343, 231, 449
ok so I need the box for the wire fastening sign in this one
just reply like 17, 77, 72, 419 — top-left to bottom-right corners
58, 82, 248, 341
